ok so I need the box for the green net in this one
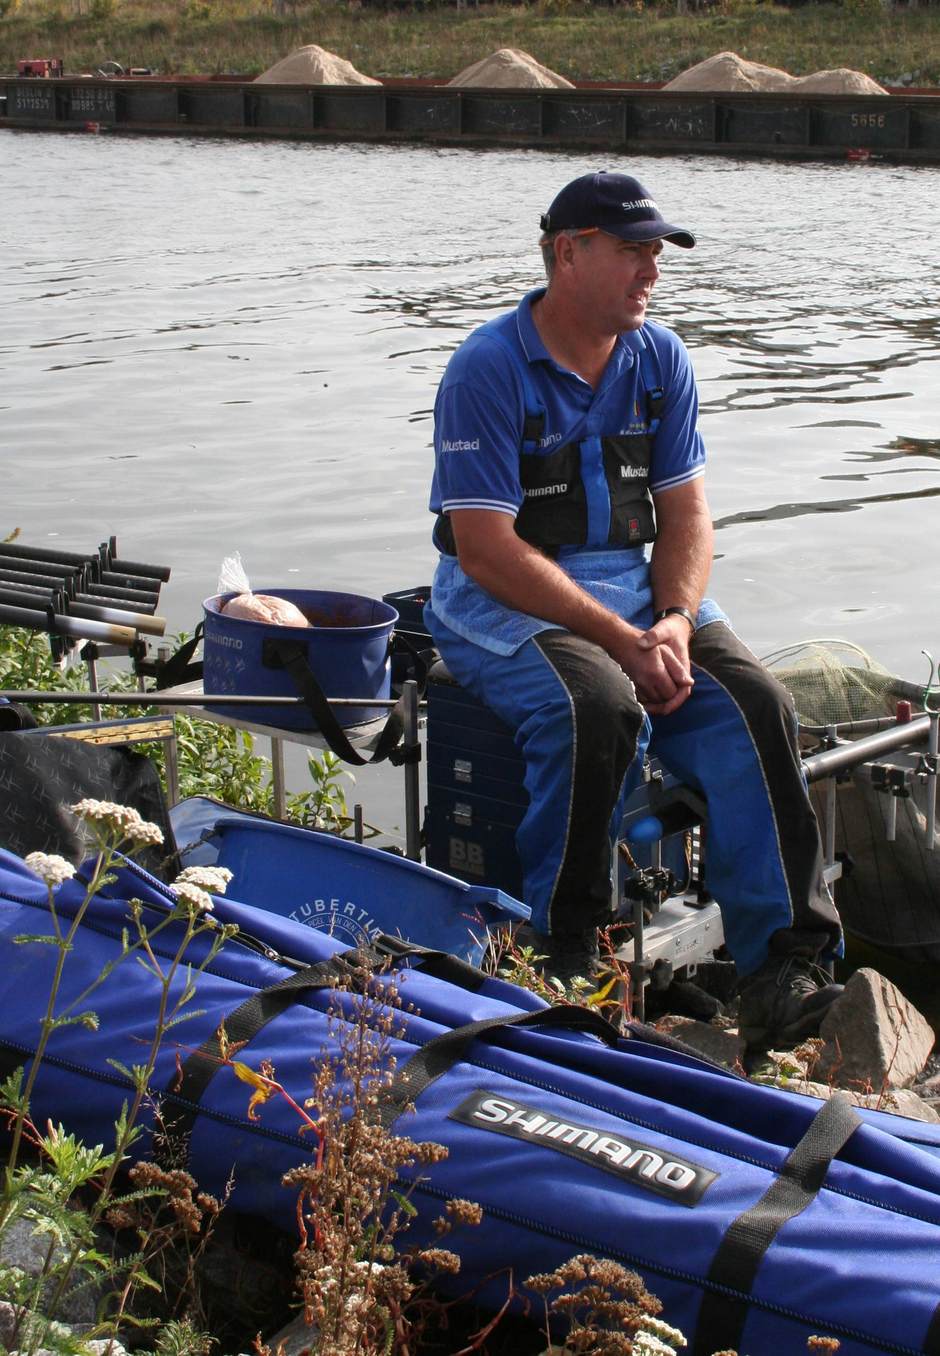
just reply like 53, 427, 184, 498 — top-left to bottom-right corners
760, 639, 926, 729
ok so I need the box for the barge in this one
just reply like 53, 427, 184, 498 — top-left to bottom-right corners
2, 73, 940, 161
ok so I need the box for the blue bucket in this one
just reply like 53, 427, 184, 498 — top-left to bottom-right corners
202, 588, 398, 731
170, 797, 530, 966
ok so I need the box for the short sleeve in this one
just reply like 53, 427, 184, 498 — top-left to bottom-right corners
644, 323, 706, 495
429, 333, 526, 519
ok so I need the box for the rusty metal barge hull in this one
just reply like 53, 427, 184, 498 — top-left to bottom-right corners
3, 76, 940, 162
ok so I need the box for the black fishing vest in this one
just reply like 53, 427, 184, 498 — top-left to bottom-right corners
436, 325, 665, 557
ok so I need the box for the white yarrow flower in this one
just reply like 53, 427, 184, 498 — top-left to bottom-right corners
632, 1317, 688, 1353
173, 865, 233, 895
24, 852, 76, 887
69, 799, 163, 847
171, 880, 215, 914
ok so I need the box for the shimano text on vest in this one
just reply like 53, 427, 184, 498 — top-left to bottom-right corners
524, 483, 568, 498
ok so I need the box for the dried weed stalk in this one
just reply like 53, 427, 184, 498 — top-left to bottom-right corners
240, 955, 481, 1356
525, 1253, 679, 1355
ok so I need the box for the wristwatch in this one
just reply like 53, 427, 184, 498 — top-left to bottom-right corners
653, 606, 697, 632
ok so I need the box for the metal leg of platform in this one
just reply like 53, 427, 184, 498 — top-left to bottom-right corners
403, 680, 421, 861
165, 724, 180, 806
271, 736, 287, 820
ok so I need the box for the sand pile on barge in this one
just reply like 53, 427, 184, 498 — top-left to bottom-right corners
664, 49, 886, 95
665, 51, 795, 92
792, 67, 886, 94
448, 48, 574, 89
255, 44, 380, 85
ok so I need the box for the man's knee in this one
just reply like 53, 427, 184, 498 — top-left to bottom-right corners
533, 630, 645, 750
691, 624, 798, 743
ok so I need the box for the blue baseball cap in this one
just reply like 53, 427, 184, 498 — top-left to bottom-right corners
540, 171, 695, 249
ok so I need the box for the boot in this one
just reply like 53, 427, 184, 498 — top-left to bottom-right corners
737, 954, 843, 1049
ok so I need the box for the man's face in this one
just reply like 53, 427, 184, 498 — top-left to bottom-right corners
571, 231, 664, 333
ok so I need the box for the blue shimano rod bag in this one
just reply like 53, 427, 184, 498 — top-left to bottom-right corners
2, 846, 940, 1356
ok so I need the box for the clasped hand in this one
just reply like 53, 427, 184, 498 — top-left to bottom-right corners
617, 615, 694, 717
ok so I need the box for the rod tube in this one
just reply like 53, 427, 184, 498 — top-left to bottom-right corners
802, 716, 931, 783
0, 602, 51, 631
86, 583, 161, 607
0, 566, 72, 592
0, 690, 416, 709
0, 542, 91, 568
0, 606, 137, 648
0, 583, 56, 607
0, 551, 80, 580
75, 590, 157, 615
109, 556, 171, 583
99, 571, 161, 597
67, 601, 167, 637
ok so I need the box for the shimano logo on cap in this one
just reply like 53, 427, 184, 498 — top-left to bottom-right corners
450, 1091, 717, 1206
622, 198, 658, 212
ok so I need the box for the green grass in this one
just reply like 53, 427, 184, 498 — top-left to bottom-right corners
1, 0, 938, 87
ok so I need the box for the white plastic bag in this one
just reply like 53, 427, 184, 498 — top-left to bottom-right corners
217, 553, 309, 628
218, 551, 252, 597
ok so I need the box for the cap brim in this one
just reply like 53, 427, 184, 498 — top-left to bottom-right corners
607, 220, 696, 249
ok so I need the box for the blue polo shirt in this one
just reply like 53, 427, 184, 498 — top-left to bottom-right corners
429, 288, 706, 524
426, 289, 724, 655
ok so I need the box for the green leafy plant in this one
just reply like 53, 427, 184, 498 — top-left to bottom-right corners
288, 749, 355, 833
0, 803, 234, 1355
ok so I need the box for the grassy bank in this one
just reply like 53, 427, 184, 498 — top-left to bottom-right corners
1, 0, 938, 87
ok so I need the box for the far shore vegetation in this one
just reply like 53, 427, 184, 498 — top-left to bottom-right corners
1, 0, 938, 88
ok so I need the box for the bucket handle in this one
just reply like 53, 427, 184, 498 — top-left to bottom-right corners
262, 637, 407, 767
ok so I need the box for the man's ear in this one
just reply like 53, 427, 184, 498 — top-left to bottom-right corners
554, 232, 578, 272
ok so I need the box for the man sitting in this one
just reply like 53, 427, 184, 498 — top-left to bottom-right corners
424, 170, 843, 1049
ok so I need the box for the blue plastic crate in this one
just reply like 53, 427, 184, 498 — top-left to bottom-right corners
170, 797, 528, 965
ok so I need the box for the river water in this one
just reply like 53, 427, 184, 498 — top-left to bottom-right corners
3, 130, 940, 830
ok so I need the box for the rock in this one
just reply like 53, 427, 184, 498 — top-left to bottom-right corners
815, 968, 935, 1091
0, 1219, 99, 1330
262, 1312, 319, 1356
654, 1015, 745, 1069
796, 1082, 940, 1123
447, 48, 574, 90
0, 1299, 129, 1356
255, 45, 380, 86
0, 1303, 14, 1348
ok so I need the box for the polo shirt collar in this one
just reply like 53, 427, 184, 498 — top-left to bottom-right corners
515, 288, 644, 378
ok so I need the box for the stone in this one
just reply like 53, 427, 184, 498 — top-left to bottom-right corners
654, 1015, 745, 1069
796, 1082, 940, 1123
262, 1312, 319, 1356
814, 968, 935, 1091
0, 1219, 99, 1330
0, 1299, 129, 1356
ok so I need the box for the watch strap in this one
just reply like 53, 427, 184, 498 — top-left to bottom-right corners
653, 606, 697, 632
